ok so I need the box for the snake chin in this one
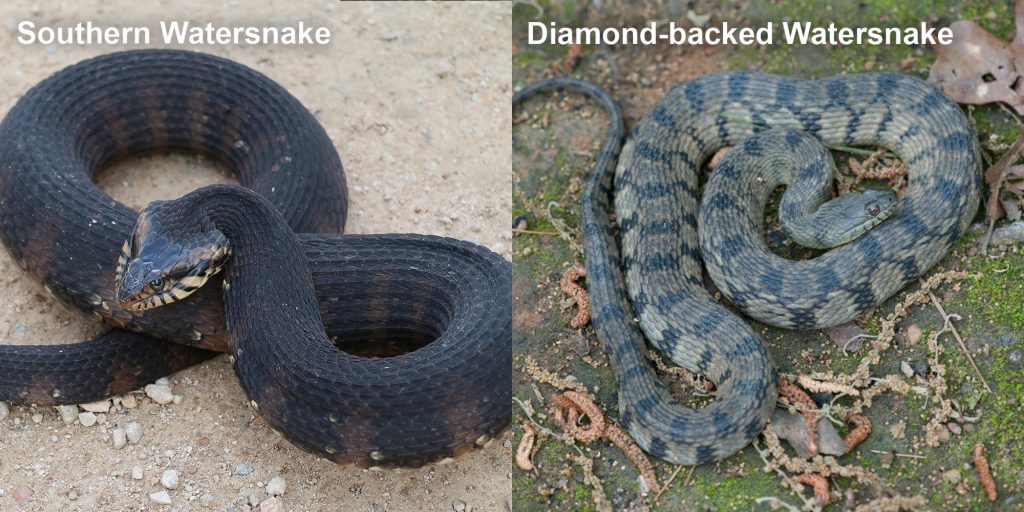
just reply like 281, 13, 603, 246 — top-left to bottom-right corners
114, 204, 231, 311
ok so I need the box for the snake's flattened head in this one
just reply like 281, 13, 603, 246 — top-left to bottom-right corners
814, 188, 899, 247
114, 202, 231, 311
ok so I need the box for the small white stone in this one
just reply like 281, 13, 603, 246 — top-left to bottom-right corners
112, 428, 127, 449
172, 395, 183, 405
266, 477, 287, 496
154, 377, 170, 386
200, 494, 215, 508
57, 405, 78, 424
0, 401, 8, 420
149, 490, 172, 505
131, 467, 144, 480
31, 413, 42, 424
259, 497, 285, 512
125, 421, 143, 444
160, 469, 179, 490
145, 384, 174, 405
79, 400, 110, 413
78, 411, 97, 427
121, 395, 138, 409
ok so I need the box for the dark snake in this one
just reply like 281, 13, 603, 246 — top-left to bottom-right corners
513, 72, 980, 464
0, 49, 511, 469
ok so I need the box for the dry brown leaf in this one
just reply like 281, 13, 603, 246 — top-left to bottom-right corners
929, 1, 1024, 113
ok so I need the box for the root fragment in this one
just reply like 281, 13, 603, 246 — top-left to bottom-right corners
973, 443, 997, 501
841, 413, 872, 454
560, 265, 590, 328
516, 423, 538, 471
796, 473, 831, 507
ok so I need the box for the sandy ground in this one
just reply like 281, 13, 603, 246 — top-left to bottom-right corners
0, 2, 511, 511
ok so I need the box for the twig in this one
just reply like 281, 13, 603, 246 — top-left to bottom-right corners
513, 397, 584, 456
653, 465, 684, 502
973, 443, 998, 501
869, 449, 925, 459
982, 133, 1024, 254
512, 228, 560, 235
921, 280, 991, 392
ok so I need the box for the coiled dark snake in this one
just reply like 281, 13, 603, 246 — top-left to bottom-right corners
0, 49, 511, 469
513, 72, 980, 464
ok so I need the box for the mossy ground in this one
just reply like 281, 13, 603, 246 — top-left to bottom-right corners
514, 1, 1024, 510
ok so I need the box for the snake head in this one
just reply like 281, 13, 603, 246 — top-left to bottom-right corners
115, 200, 231, 311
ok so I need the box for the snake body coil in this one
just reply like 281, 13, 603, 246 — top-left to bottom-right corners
0, 50, 511, 468
514, 72, 980, 465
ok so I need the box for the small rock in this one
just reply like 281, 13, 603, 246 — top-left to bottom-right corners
936, 424, 951, 443
112, 428, 127, 449
0, 401, 8, 419
13, 484, 33, 502
266, 477, 287, 496
1008, 349, 1023, 369
125, 421, 143, 443
78, 411, 97, 427
947, 422, 962, 435
234, 462, 254, 476
200, 494, 215, 508
145, 383, 174, 405
900, 361, 914, 379
905, 324, 923, 346
57, 404, 78, 424
942, 468, 962, 485
31, 413, 42, 423
121, 395, 138, 409
150, 490, 172, 505
878, 451, 894, 469
79, 397, 110, 413
453, 499, 467, 512
260, 497, 285, 512
913, 360, 929, 378
132, 467, 144, 480
160, 469, 180, 489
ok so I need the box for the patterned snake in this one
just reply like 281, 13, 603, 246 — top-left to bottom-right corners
0, 50, 511, 468
513, 72, 980, 465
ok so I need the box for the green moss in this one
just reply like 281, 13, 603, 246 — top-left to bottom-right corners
961, 255, 1024, 330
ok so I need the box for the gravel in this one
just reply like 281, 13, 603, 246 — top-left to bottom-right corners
234, 462, 254, 476
160, 469, 180, 489
259, 497, 284, 512
57, 405, 78, 424
112, 428, 127, 449
150, 490, 172, 505
0, 400, 8, 419
131, 467, 144, 480
79, 400, 110, 413
78, 411, 97, 427
125, 421, 143, 444
145, 383, 175, 405
266, 477, 287, 496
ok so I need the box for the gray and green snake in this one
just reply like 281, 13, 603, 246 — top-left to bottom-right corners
514, 72, 980, 464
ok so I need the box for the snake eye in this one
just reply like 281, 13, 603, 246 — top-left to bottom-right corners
150, 277, 165, 290
867, 204, 881, 216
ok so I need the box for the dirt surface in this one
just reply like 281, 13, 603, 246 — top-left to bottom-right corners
514, 1, 1023, 510
0, 2, 511, 511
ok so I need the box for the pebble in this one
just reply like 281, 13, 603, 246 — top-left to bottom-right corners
259, 497, 284, 512
112, 428, 127, 449
0, 400, 8, 420
145, 383, 175, 405
905, 324, 923, 345
78, 411, 97, 427
900, 361, 914, 379
80, 400, 110, 413
234, 462, 254, 476
947, 422, 962, 435
200, 494, 215, 507
942, 468, 962, 485
121, 395, 138, 409
266, 477, 287, 496
150, 490, 172, 505
160, 469, 180, 489
57, 405, 78, 424
132, 467, 144, 480
1009, 349, 1023, 369
13, 484, 33, 502
125, 421, 143, 443
31, 413, 42, 424
453, 499, 467, 511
